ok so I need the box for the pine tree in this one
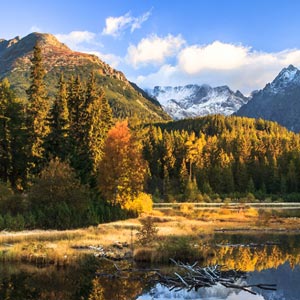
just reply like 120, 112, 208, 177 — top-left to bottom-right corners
85, 72, 112, 174
67, 75, 86, 177
0, 79, 12, 183
179, 159, 189, 194
26, 42, 50, 175
47, 74, 69, 160
0, 79, 27, 190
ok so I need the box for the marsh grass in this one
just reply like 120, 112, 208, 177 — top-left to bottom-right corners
0, 208, 299, 265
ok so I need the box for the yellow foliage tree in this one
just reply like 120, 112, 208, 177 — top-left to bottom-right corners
97, 120, 148, 207
124, 192, 153, 215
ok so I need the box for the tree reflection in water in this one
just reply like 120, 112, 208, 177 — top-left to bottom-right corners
0, 234, 300, 300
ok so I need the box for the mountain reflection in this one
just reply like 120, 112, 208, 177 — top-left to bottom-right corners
139, 263, 300, 300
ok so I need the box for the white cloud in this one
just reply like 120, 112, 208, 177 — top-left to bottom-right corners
134, 41, 300, 94
126, 34, 185, 68
55, 31, 96, 49
102, 10, 151, 37
130, 10, 152, 32
178, 41, 248, 73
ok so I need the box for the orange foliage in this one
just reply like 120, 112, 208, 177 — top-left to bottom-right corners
97, 120, 148, 207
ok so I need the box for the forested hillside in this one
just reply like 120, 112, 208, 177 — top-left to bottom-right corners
0, 32, 170, 122
142, 115, 300, 201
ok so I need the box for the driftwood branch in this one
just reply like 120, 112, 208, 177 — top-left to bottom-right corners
96, 258, 276, 295
156, 259, 276, 295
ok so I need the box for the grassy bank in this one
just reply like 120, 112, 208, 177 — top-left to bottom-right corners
0, 206, 299, 265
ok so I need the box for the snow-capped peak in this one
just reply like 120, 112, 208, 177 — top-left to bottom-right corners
148, 84, 248, 120
267, 64, 300, 93
277, 64, 298, 81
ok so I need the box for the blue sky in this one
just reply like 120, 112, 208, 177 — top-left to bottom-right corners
2, 0, 300, 94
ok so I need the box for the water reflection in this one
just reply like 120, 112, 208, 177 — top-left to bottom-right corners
0, 234, 299, 300
138, 283, 265, 300
138, 263, 300, 300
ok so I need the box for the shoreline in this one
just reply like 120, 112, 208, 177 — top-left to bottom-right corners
0, 209, 300, 265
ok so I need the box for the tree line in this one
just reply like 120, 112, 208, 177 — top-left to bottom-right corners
142, 115, 300, 202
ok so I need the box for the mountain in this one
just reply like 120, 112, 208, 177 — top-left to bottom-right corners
147, 84, 248, 119
236, 64, 300, 132
0, 32, 170, 122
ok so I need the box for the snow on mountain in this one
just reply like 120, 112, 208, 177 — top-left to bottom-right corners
266, 64, 300, 94
147, 84, 248, 120
236, 64, 300, 132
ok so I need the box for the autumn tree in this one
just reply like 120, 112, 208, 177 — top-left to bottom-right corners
26, 42, 50, 175
97, 120, 148, 207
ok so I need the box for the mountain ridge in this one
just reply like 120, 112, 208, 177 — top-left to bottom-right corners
0, 32, 170, 122
147, 84, 248, 119
236, 64, 300, 132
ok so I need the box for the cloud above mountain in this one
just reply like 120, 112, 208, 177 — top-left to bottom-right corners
55, 31, 96, 48
126, 34, 185, 68
134, 40, 300, 94
55, 27, 300, 95
102, 10, 152, 37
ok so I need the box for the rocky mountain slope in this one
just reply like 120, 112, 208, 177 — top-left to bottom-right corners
147, 84, 248, 119
0, 32, 170, 122
236, 64, 300, 132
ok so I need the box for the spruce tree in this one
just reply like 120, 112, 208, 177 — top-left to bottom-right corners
67, 75, 86, 177
0, 79, 12, 183
47, 74, 69, 160
0, 79, 27, 190
26, 42, 50, 175
85, 72, 102, 173
75, 73, 113, 181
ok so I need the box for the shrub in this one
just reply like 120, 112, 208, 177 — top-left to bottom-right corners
179, 203, 194, 215
136, 217, 158, 246
124, 192, 153, 215
28, 158, 90, 228
156, 236, 199, 263
133, 247, 155, 262
29, 158, 89, 211
244, 207, 259, 218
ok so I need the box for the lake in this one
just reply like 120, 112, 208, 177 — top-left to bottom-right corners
1, 232, 300, 300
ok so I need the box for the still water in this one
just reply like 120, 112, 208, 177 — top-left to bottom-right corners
1, 233, 300, 300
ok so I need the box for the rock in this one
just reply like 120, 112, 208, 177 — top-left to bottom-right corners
105, 250, 123, 260
122, 242, 129, 248
112, 241, 123, 249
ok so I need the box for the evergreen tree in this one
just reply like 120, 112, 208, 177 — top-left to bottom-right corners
0, 79, 12, 183
26, 42, 50, 175
67, 75, 86, 178
0, 79, 27, 190
179, 159, 189, 194
85, 72, 112, 174
47, 73, 69, 160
